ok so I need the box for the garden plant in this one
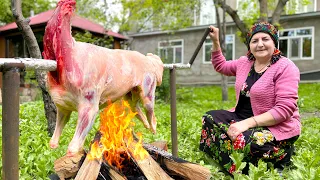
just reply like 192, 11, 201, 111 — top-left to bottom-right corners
0, 83, 319, 179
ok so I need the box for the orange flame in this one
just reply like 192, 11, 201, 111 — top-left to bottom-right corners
88, 100, 148, 170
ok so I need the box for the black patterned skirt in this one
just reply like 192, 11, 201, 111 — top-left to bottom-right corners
199, 110, 298, 174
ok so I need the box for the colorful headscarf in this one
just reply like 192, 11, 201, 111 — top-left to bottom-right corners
246, 22, 279, 49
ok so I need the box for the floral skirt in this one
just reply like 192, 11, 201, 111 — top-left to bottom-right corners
199, 110, 298, 174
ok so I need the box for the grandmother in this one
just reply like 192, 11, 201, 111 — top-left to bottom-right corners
199, 22, 301, 174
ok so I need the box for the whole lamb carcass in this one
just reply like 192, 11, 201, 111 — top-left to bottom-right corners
42, 0, 163, 156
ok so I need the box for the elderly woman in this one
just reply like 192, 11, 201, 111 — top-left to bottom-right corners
199, 22, 300, 174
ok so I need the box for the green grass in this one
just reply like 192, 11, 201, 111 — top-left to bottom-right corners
0, 83, 319, 179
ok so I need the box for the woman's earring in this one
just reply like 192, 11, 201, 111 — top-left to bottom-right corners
247, 50, 255, 61
271, 48, 282, 64
273, 48, 280, 55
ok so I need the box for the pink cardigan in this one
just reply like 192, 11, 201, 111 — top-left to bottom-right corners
212, 50, 301, 141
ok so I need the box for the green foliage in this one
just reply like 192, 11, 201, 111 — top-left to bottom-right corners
73, 31, 114, 48
113, 0, 200, 32
0, 0, 13, 25
23, 71, 37, 85
0, 0, 56, 24
155, 68, 170, 102
231, 0, 312, 43
297, 83, 320, 112
287, 116, 320, 180
155, 55, 172, 103
0, 0, 109, 29
0, 101, 100, 179
75, 0, 107, 27
0, 83, 319, 179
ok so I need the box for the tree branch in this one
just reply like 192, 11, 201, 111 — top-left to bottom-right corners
271, 0, 290, 26
214, 0, 248, 40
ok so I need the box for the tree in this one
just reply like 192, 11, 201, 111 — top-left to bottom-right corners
11, 0, 57, 135
75, 0, 107, 26
214, 0, 312, 43
111, 0, 200, 33
214, 0, 228, 101
1, 0, 55, 24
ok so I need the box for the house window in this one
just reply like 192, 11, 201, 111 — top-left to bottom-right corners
199, 0, 216, 25
279, 27, 314, 60
158, 39, 183, 64
203, 34, 235, 63
286, 0, 316, 14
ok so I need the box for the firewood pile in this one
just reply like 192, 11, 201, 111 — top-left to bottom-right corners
53, 101, 211, 180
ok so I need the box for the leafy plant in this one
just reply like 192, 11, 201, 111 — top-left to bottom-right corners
0, 83, 320, 179
73, 31, 114, 49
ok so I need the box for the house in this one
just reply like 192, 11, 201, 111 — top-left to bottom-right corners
129, 0, 320, 85
0, 9, 128, 102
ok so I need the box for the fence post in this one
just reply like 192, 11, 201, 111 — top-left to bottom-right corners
1, 63, 24, 180
169, 68, 178, 157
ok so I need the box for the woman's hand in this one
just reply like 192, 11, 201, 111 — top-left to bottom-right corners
227, 120, 250, 141
209, 25, 219, 42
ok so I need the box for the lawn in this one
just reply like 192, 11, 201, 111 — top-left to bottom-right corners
0, 83, 319, 179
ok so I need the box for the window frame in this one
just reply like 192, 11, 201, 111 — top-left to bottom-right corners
202, 34, 235, 64
279, 26, 314, 60
158, 39, 184, 64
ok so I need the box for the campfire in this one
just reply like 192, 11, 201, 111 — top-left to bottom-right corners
54, 100, 211, 180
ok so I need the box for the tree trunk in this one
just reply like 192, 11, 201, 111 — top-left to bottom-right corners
11, 0, 56, 136
214, 0, 228, 101
272, 0, 290, 26
54, 150, 85, 180
215, 0, 248, 40
259, 0, 268, 22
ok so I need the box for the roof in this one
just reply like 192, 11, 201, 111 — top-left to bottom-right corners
0, 9, 128, 40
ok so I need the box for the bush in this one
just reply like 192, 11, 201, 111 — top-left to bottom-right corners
156, 68, 170, 102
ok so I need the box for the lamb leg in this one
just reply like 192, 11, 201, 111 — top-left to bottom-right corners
50, 108, 71, 149
125, 89, 150, 129
140, 73, 157, 134
67, 103, 99, 156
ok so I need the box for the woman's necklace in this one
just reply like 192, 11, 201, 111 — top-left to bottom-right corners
254, 62, 271, 74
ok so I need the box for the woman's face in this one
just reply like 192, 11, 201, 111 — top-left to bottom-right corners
249, 32, 275, 60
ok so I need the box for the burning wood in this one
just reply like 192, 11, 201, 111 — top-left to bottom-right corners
54, 100, 211, 180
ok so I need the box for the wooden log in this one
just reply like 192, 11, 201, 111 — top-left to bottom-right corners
98, 162, 127, 180
150, 140, 168, 151
74, 132, 103, 180
54, 150, 85, 180
126, 144, 173, 180
143, 143, 212, 180
74, 156, 102, 180
74, 131, 127, 180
